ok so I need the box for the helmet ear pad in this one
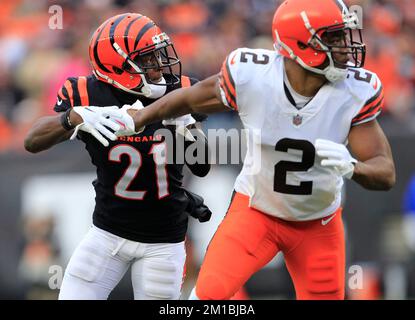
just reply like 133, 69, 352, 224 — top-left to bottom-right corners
112, 66, 124, 75
280, 36, 327, 68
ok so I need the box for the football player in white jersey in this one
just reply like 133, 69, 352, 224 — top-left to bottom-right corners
113, 0, 395, 299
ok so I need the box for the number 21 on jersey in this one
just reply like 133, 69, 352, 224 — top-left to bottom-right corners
109, 143, 169, 200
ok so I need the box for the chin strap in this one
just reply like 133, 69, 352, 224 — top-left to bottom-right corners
92, 69, 151, 97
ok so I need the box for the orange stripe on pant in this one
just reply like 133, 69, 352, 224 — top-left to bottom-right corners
195, 192, 345, 300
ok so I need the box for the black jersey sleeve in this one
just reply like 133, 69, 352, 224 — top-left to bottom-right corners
53, 76, 90, 113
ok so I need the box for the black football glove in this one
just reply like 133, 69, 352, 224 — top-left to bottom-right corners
184, 190, 212, 223
191, 113, 208, 122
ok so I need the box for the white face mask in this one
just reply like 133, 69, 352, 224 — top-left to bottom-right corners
145, 77, 167, 99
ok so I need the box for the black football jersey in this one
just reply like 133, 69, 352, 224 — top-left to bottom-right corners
54, 74, 203, 243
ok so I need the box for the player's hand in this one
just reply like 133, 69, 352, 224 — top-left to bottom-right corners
315, 139, 357, 179
184, 190, 212, 223
70, 106, 121, 147
162, 115, 197, 142
163, 119, 196, 142
109, 100, 145, 137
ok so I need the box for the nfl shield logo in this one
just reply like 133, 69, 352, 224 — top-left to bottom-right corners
293, 114, 303, 126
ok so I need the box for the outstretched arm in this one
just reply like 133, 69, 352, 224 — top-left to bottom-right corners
133, 74, 229, 130
25, 107, 121, 153
348, 120, 395, 190
24, 111, 82, 153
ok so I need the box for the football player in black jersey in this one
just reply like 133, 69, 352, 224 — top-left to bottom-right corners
24, 13, 211, 300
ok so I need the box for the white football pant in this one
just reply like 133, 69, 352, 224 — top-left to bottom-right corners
58, 226, 186, 300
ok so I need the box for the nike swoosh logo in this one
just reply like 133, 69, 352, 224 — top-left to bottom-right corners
321, 214, 336, 226
57, 98, 63, 105
373, 78, 378, 90
115, 120, 126, 130
230, 53, 237, 65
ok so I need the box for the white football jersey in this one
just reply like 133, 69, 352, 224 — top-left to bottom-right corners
219, 48, 384, 221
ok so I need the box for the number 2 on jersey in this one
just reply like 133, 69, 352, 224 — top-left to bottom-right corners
240, 52, 270, 65
274, 138, 315, 195
109, 143, 169, 200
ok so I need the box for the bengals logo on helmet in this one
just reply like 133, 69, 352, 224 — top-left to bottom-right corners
89, 13, 181, 97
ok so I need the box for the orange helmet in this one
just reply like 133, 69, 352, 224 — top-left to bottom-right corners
272, 0, 366, 82
89, 13, 181, 97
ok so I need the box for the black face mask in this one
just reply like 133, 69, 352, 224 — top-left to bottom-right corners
122, 40, 182, 87
309, 25, 366, 69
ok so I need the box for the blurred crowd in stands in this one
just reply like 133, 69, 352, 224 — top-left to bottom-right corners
3, 0, 415, 300
1, 0, 415, 153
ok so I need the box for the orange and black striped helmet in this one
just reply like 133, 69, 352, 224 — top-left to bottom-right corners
89, 13, 181, 96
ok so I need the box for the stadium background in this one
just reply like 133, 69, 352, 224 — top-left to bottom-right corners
1, 0, 415, 299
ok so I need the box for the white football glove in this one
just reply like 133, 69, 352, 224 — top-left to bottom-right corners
176, 126, 196, 142
315, 139, 357, 179
162, 115, 197, 142
70, 106, 121, 147
111, 100, 145, 137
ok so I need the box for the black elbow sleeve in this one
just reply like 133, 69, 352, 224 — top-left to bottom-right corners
184, 190, 212, 223
188, 162, 211, 177
184, 136, 211, 177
